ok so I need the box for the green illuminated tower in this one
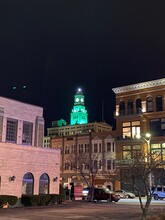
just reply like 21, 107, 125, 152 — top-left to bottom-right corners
70, 88, 88, 125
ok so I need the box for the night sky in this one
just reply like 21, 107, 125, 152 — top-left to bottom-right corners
1, 1, 165, 133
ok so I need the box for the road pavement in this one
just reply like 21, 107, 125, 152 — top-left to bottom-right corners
0, 198, 164, 220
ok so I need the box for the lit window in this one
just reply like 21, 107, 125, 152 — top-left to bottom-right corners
122, 145, 141, 160
122, 121, 140, 138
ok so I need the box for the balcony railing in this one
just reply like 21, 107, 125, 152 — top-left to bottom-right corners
114, 108, 143, 118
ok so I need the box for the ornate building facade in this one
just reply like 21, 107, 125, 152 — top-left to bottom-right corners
112, 78, 165, 188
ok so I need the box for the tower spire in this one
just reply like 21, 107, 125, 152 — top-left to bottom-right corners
70, 88, 88, 125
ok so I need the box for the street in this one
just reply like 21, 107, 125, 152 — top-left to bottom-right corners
0, 198, 164, 220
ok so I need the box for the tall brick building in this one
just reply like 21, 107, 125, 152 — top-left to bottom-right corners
0, 96, 60, 198
112, 78, 165, 188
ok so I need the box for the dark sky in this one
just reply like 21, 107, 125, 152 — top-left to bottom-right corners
1, 1, 165, 133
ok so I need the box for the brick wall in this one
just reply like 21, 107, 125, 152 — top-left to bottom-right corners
0, 142, 60, 198
0, 96, 44, 146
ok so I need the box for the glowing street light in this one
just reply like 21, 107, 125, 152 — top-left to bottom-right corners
136, 133, 151, 155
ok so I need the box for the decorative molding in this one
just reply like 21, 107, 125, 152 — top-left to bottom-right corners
112, 78, 165, 94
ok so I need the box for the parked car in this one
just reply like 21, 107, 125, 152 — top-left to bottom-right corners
151, 186, 165, 200
114, 189, 135, 199
82, 187, 120, 202
82, 187, 89, 199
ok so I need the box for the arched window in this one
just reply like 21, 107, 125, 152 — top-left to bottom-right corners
156, 95, 163, 111
136, 98, 142, 113
22, 172, 34, 195
146, 97, 153, 112
119, 101, 125, 116
39, 173, 49, 194
127, 100, 134, 115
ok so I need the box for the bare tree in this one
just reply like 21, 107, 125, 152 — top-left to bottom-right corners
116, 151, 164, 220
67, 153, 102, 201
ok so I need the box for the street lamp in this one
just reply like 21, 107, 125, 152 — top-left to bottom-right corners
136, 133, 151, 157
136, 133, 152, 188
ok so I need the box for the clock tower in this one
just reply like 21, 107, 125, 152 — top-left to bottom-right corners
70, 88, 88, 125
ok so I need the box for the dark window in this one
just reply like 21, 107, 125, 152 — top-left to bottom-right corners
146, 97, 153, 112
22, 121, 33, 145
119, 101, 125, 115
94, 143, 98, 153
93, 160, 98, 169
65, 146, 69, 154
136, 98, 142, 113
6, 118, 18, 143
107, 160, 111, 170
127, 100, 133, 114
156, 96, 163, 111
84, 144, 89, 153
79, 144, 83, 153
107, 142, 111, 152
150, 118, 165, 136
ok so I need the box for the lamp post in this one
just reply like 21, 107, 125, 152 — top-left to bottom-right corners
136, 133, 152, 189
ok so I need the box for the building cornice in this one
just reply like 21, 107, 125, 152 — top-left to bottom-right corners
112, 78, 165, 94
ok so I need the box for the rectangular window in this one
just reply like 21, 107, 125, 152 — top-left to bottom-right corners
162, 149, 165, 160
123, 127, 131, 138
98, 160, 102, 170
112, 142, 115, 152
107, 142, 111, 152
84, 164, 89, 170
123, 145, 141, 160
94, 143, 98, 153
85, 144, 89, 153
123, 146, 131, 150
64, 163, 70, 170
123, 122, 131, 127
6, 118, 18, 143
123, 121, 140, 138
123, 151, 131, 160
132, 126, 140, 138
132, 145, 141, 158
79, 144, 83, 153
22, 121, 33, 145
65, 146, 69, 154
150, 118, 165, 136
151, 143, 163, 160
151, 144, 161, 149
71, 145, 76, 153
99, 143, 102, 152
132, 121, 140, 126
107, 160, 111, 170
93, 160, 98, 169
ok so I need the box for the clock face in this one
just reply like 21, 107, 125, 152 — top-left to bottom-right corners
75, 98, 79, 102
80, 98, 84, 102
